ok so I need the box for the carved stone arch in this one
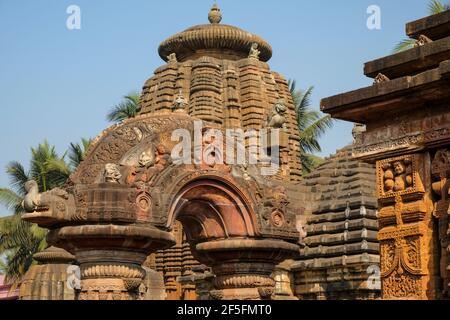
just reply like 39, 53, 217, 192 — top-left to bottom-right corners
167, 176, 258, 243
22, 111, 299, 300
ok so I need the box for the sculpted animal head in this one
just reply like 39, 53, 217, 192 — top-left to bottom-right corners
275, 100, 287, 115
24, 180, 39, 193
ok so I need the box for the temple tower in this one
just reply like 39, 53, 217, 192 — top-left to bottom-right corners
139, 5, 302, 182
19, 5, 301, 301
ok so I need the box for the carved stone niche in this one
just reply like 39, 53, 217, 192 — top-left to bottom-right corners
376, 155, 426, 227
431, 148, 450, 297
376, 154, 439, 300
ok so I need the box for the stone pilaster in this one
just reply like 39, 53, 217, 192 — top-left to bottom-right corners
431, 148, 450, 297
376, 154, 439, 299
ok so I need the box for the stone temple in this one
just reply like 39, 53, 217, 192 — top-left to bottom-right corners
15, 5, 450, 300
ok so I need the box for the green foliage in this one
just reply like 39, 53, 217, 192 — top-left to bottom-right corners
68, 138, 92, 169
289, 80, 334, 175
0, 216, 47, 282
106, 92, 141, 123
0, 139, 88, 283
392, 39, 416, 53
428, 0, 450, 14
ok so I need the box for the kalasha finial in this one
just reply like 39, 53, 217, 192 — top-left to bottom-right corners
208, 3, 222, 24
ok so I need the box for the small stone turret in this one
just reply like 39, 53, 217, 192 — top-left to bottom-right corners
19, 247, 77, 300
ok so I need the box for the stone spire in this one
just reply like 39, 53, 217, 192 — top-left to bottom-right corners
208, 3, 222, 24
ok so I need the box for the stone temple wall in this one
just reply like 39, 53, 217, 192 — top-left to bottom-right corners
290, 145, 381, 300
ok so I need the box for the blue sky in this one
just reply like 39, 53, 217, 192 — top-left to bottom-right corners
0, 0, 431, 216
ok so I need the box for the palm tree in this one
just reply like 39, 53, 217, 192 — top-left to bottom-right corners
393, 0, 449, 53
106, 92, 141, 123
68, 138, 92, 169
0, 141, 71, 282
289, 80, 334, 175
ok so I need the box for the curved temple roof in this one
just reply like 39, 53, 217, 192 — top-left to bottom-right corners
158, 4, 273, 62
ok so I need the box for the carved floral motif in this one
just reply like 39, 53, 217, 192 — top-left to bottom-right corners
383, 270, 421, 299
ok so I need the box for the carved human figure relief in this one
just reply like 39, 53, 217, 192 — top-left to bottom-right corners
352, 123, 366, 144
248, 43, 260, 60
382, 159, 413, 193
173, 90, 188, 113
167, 53, 177, 63
138, 151, 155, 168
104, 163, 122, 183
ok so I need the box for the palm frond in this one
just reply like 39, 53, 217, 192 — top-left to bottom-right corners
0, 140, 65, 280
107, 92, 141, 123
300, 114, 334, 153
5, 162, 29, 196
289, 80, 334, 175
68, 138, 92, 169
0, 215, 46, 282
297, 86, 314, 113
0, 189, 22, 213
45, 158, 71, 188
392, 38, 416, 53
428, 0, 450, 15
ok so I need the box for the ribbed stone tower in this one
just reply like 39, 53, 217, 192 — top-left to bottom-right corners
139, 5, 302, 182
292, 145, 380, 300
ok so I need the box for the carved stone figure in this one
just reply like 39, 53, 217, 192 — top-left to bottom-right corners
104, 163, 122, 183
138, 151, 155, 167
382, 159, 413, 193
22, 180, 41, 212
131, 145, 172, 184
415, 34, 432, 47
173, 90, 188, 113
352, 123, 366, 143
22, 180, 69, 214
248, 43, 260, 60
373, 73, 390, 84
167, 53, 177, 63
267, 99, 287, 130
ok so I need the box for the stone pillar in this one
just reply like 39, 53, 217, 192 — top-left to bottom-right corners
77, 250, 147, 300
376, 154, 439, 299
48, 225, 175, 300
431, 148, 450, 298
193, 239, 298, 300
273, 260, 297, 300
